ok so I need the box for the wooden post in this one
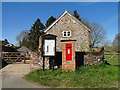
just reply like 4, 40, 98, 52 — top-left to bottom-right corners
52, 57, 55, 71
97, 57, 99, 65
24, 53, 26, 63
2, 53, 4, 60
43, 57, 45, 71
88, 53, 92, 65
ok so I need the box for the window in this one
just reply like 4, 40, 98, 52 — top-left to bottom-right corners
63, 31, 71, 37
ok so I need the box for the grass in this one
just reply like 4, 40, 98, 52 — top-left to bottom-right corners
25, 63, 118, 88
104, 54, 119, 65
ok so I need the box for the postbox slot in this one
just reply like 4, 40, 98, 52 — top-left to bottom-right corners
66, 47, 71, 48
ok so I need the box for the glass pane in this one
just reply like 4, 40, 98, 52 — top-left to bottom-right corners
64, 32, 66, 36
67, 31, 71, 36
68, 33, 70, 36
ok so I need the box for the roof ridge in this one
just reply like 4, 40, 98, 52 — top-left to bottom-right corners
44, 10, 90, 33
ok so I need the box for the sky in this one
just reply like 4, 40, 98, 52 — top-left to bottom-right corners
2, 2, 118, 45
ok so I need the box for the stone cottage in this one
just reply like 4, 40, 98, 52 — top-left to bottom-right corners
36, 10, 104, 71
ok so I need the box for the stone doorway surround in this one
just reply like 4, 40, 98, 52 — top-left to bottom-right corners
61, 38, 76, 71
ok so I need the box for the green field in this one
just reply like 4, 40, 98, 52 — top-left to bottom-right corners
104, 54, 119, 65
25, 63, 118, 88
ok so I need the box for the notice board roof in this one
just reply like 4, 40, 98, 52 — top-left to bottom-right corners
41, 34, 57, 39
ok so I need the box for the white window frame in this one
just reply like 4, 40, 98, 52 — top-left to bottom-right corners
63, 31, 71, 37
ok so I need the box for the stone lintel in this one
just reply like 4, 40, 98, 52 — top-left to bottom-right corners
60, 37, 77, 41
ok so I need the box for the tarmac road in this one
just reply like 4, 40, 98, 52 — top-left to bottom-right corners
0, 64, 43, 88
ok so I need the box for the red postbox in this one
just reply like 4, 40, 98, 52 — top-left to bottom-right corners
66, 44, 72, 61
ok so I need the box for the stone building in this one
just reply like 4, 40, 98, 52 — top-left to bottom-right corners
40, 10, 90, 52
37, 10, 104, 71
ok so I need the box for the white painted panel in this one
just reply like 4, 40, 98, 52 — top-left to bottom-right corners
68, 49, 70, 54
44, 40, 55, 56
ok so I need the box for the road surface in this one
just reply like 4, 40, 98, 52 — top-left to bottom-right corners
0, 64, 43, 88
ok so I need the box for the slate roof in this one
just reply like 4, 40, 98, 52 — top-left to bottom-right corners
17, 46, 32, 53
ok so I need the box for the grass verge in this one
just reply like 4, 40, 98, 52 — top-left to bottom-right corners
25, 63, 118, 88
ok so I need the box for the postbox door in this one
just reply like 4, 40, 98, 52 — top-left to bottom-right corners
66, 44, 72, 61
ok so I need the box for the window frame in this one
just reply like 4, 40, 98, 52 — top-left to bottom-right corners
63, 31, 71, 37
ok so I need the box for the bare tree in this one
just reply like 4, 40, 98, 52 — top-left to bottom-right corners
16, 30, 29, 46
73, 11, 106, 48
112, 33, 120, 52
89, 23, 106, 48
102, 39, 112, 52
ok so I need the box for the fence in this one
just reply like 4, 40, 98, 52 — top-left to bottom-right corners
2, 52, 26, 63
104, 53, 119, 66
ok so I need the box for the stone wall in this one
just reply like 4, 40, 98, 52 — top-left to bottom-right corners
38, 56, 49, 69
30, 52, 50, 72
84, 47, 104, 65
46, 13, 90, 52
84, 54, 104, 65
30, 47, 104, 71
30, 52, 39, 72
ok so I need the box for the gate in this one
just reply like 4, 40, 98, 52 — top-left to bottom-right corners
2, 52, 26, 63
104, 52, 119, 66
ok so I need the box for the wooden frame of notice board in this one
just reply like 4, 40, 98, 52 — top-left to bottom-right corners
41, 34, 57, 71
